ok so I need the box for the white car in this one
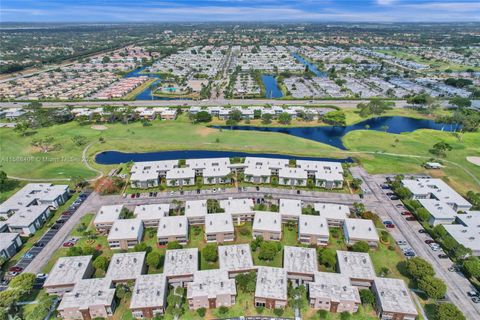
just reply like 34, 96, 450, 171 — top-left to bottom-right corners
397, 240, 407, 246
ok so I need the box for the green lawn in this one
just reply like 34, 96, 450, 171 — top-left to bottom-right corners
343, 129, 480, 194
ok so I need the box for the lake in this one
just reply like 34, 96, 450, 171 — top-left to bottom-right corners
213, 116, 455, 150
95, 150, 353, 165
261, 75, 283, 98
292, 53, 327, 77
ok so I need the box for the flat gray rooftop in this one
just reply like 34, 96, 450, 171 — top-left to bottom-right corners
374, 277, 418, 315
163, 248, 198, 277
105, 252, 145, 281
337, 251, 375, 281
218, 244, 254, 272
255, 266, 287, 301
44, 255, 93, 288
283, 246, 318, 275
130, 274, 167, 309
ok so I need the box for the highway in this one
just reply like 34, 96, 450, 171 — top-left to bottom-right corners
0, 99, 409, 109
351, 167, 480, 320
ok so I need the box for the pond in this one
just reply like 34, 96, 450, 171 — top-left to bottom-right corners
292, 53, 327, 78
95, 150, 353, 165
124, 66, 192, 101
261, 75, 283, 98
213, 116, 455, 150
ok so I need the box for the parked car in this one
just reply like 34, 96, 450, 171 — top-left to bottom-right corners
36, 273, 48, 280
33, 242, 45, 247
390, 196, 400, 200
402, 211, 412, 216
425, 239, 435, 244
383, 221, 393, 225
404, 251, 416, 257
386, 224, 395, 229
395, 204, 404, 208
386, 192, 395, 196
418, 229, 427, 234
397, 240, 407, 246
472, 297, 480, 304
136, 193, 140, 198
63, 242, 74, 247
438, 254, 449, 259
467, 291, 479, 297
406, 216, 417, 221
24, 253, 33, 259
8, 266, 22, 273
131, 193, 136, 198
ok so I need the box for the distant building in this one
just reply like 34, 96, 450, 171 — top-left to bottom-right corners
157, 216, 188, 245
218, 244, 255, 278
130, 274, 168, 318
343, 218, 379, 247
0, 233, 22, 259
187, 269, 236, 309
93, 205, 124, 232
309, 272, 361, 313
205, 213, 235, 243
337, 251, 376, 287
373, 277, 418, 320
298, 215, 329, 246
44, 255, 94, 296
185, 200, 207, 225
283, 246, 318, 284
107, 219, 144, 250
402, 178, 471, 211
255, 267, 288, 309
163, 248, 198, 286
57, 278, 116, 320
279, 199, 302, 221
134, 204, 169, 227
313, 203, 349, 227
252, 211, 282, 241
219, 198, 255, 224
105, 252, 146, 284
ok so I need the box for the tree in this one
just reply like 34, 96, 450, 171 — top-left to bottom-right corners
258, 241, 279, 261
318, 248, 337, 268
146, 251, 161, 270
13, 121, 29, 136
418, 276, 447, 299
350, 178, 363, 190
278, 112, 292, 125
449, 97, 471, 108
466, 191, 480, 210
9, 273, 36, 296
429, 141, 453, 158
317, 310, 328, 319
416, 208, 431, 222
463, 258, 480, 279
194, 111, 212, 123
406, 257, 435, 279
93, 256, 109, 272
133, 242, 150, 252
395, 186, 412, 200
218, 306, 229, 315
261, 113, 273, 124
289, 285, 307, 309
197, 308, 206, 317
31, 136, 59, 153
166, 241, 182, 250
229, 109, 243, 122
202, 244, 218, 262
274, 308, 284, 316
72, 135, 88, 146
352, 241, 370, 253
356, 98, 393, 117
435, 303, 465, 320
322, 111, 346, 126
359, 289, 375, 305
236, 272, 256, 293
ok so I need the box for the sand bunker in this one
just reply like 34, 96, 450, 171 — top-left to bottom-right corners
197, 127, 215, 137
91, 125, 108, 131
466, 157, 480, 166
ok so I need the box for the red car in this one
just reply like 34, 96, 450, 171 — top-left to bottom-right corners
425, 240, 435, 244
386, 224, 395, 228
8, 266, 23, 273
402, 211, 412, 216
406, 216, 417, 221
62, 242, 74, 247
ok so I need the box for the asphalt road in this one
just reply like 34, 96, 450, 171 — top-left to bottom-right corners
0, 99, 409, 109
351, 167, 480, 320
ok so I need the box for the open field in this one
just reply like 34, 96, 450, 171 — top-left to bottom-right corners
0, 109, 478, 196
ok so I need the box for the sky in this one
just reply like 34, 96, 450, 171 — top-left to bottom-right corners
2, 0, 480, 23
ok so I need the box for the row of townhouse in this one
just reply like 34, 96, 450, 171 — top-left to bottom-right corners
130, 157, 344, 190
92, 198, 379, 250
70, 107, 178, 121
402, 178, 480, 256
189, 105, 331, 120
0, 183, 70, 236
45, 248, 417, 320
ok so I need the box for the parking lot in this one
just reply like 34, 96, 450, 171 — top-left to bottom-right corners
3, 192, 91, 284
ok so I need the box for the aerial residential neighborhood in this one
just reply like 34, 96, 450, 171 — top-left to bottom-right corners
0, 1, 479, 320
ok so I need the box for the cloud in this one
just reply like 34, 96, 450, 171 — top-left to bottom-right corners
376, 0, 397, 5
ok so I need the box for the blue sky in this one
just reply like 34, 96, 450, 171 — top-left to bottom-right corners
2, 0, 480, 23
